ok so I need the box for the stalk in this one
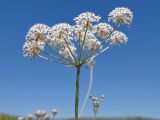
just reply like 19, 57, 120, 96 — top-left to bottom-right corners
79, 65, 93, 117
75, 65, 81, 120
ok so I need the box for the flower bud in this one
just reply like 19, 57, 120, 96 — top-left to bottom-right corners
101, 95, 105, 102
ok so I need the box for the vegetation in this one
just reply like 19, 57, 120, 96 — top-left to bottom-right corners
0, 113, 17, 120
0, 113, 158, 120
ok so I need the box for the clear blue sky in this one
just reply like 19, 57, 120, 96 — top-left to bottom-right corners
0, 0, 160, 118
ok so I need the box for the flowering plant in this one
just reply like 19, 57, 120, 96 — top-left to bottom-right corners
22, 7, 133, 120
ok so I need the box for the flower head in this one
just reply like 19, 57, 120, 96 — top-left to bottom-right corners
23, 24, 49, 58
23, 40, 45, 58
52, 108, 58, 114
48, 23, 73, 45
27, 114, 33, 120
110, 31, 128, 45
94, 23, 113, 38
26, 24, 49, 42
44, 114, 50, 120
74, 12, 101, 29
35, 109, 46, 118
18, 116, 25, 120
101, 95, 105, 102
108, 7, 133, 26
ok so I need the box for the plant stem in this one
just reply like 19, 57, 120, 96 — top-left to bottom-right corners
75, 65, 81, 120
93, 113, 97, 120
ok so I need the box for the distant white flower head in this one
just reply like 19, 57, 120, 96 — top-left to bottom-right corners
92, 96, 98, 101
18, 116, 25, 120
110, 31, 128, 45
35, 109, 43, 118
23, 40, 45, 58
41, 110, 47, 117
52, 109, 58, 115
27, 114, 33, 120
94, 23, 113, 38
44, 114, 50, 120
101, 95, 105, 102
108, 7, 133, 26
74, 12, 101, 29
93, 100, 99, 114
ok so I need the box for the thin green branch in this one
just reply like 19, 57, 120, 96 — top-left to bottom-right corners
44, 40, 73, 63
79, 27, 88, 62
38, 55, 67, 65
77, 32, 82, 62
63, 38, 77, 63
43, 51, 69, 64
81, 27, 117, 64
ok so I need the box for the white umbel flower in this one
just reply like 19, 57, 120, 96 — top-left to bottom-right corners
74, 12, 101, 28
110, 31, 128, 45
48, 23, 73, 48
52, 109, 58, 115
26, 23, 50, 41
108, 7, 133, 26
27, 114, 33, 120
23, 40, 45, 58
18, 116, 25, 120
23, 24, 49, 58
94, 23, 113, 38
44, 114, 50, 120
101, 95, 105, 102
35, 109, 44, 118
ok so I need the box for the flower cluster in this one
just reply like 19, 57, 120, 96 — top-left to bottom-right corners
23, 24, 49, 58
74, 12, 101, 29
18, 109, 58, 120
90, 95, 105, 116
108, 7, 133, 26
23, 7, 133, 66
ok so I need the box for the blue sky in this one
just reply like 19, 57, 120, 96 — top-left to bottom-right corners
0, 0, 160, 118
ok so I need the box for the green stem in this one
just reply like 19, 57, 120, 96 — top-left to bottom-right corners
93, 113, 97, 120
75, 66, 81, 120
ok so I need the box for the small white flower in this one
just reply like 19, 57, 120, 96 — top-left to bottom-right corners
52, 109, 58, 115
94, 23, 113, 38
108, 7, 133, 26
18, 116, 25, 120
27, 114, 33, 120
23, 40, 45, 58
48, 23, 73, 43
35, 109, 42, 118
41, 110, 47, 117
44, 114, 50, 120
23, 24, 49, 58
110, 31, 128, 45
74, 12, 101, 28
101, 95, 105, 102
26, 23, 50, 42
92, 96, 98, 101
93, 100, 99, 114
